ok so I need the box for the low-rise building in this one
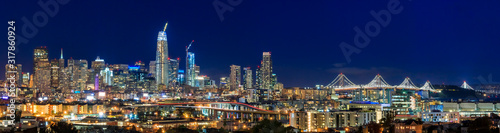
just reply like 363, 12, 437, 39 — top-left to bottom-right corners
421, 112, 460, 123
290, 110, 377, 132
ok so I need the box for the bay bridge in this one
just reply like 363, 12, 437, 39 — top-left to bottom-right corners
326, 73, 440, 103
326, 73, 440, 92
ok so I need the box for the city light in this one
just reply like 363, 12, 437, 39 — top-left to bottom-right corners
1, 1, 497, 132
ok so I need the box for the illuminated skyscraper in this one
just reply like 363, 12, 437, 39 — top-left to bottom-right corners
34, 47, 51, 95
67, 58, 75, 90
229, 65, 241, 90
271, 73, 277, 88
220, 77, 229, 89
94, 74, 99, 90
33, 47, 48, 75
58, 49, 65, 90
22, 72, 30, 87
100, 67, 113, 86
75, 60, 88, 91
186, 52, 195, 86
149, 61, 156, 77
135, 61, 146, 72
168, 58, 179, 87
255, 66, 261, 89
177, 70, 185, 85
91, 56, 105, 72
50, 59, 60, 89
195, 65, 200, 87
5, 64, 22, 88
243, 67, 252, 90
90, 57, 105, 89
156, 22, 169, 87
260, 52, 273, 90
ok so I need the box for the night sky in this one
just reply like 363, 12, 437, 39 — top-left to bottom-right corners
2, 1, 500, 87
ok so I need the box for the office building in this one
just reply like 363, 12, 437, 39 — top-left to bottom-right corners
220, 77, 229, 89
100, 67, 113, 86
5, 64, 22, 87
290, 110, 377, 132
186, 52, 195, 87
168, 58, 179, 87
229, 65, 241, 90
34, 47, 51, 95
421, 112, 460, 123
22, 72, 30, 87
156, 22, 169, 86
50, 59, 60, 89
135, 60, 146, 72
149, 61, 156, 77
243, 67, 252, 90
260, 52, 272, 90
177, 70, 185, 85
255, 66, 261, 89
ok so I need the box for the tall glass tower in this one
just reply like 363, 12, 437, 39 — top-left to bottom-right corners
156, 23, 169, 87
186, 52, 195, 86
261, 52, 272, 90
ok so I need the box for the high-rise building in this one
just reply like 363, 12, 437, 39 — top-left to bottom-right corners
135, 61, 146, 72
33, 47, 48, 76
58, 49, 65, 90
100, 67, 113, 86
260, 52, 273, 99
91, 57, 105, 71
243, 67, 252, 90
156, 23, 169, 87
260, 52, 273, 90
168, 58, 179, 87
255, 66, 261, 89
50, 59, 60, 89
177, 70, 185, 85
197, 75, 206, 88
5, 64, 22, 89
91, 56, 105, 87
34, 47, 51, 95
271, 73, 277, 88
67, 58, 75, 90
94, 74, 99, 90
220, 77, 229, 89
149, 61, 156, 77
22, 72, 30, 87
75, 60, 88, 91
186, 52, 195, 86
194, 65, 200, 87
229, 65, 241, 90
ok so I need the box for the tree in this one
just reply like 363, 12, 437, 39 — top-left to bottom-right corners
166, 125, 198, 133
468, 116, 493, 132
14, 109, 21, 123
367, 121, 381, 133
45, 122, 78, 133
379, 112, 394, 133
250, 119, 287, 133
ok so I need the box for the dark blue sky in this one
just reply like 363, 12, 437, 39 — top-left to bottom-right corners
2, 1, 500, 87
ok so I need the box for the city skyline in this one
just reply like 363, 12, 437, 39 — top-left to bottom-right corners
3, 1, 500, 132
2, 1, 500, 87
